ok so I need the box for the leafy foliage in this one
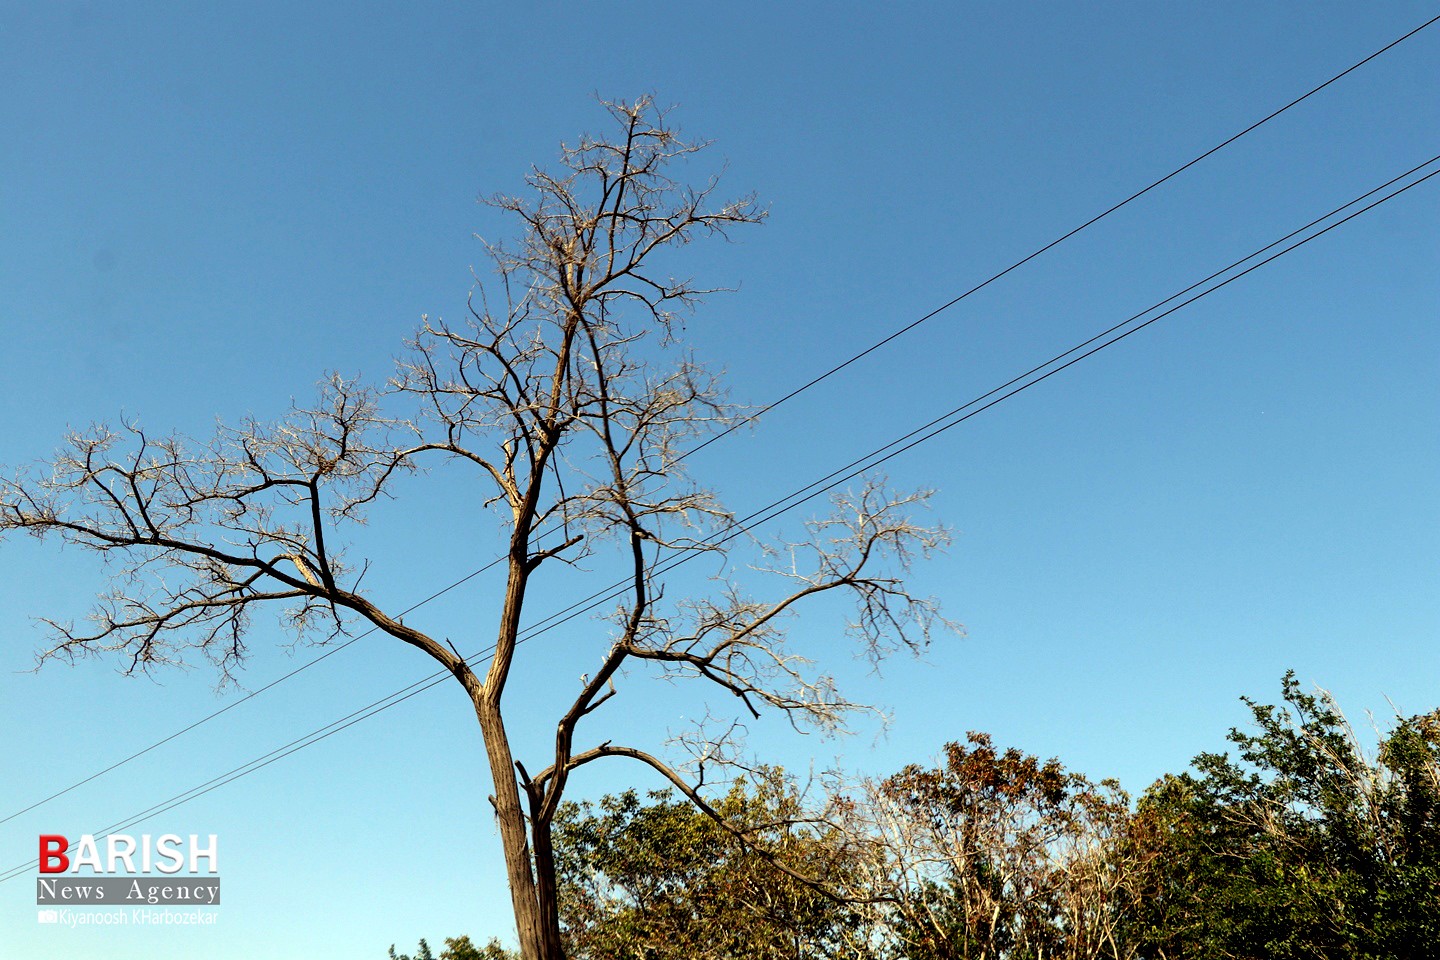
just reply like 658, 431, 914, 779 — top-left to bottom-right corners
390, 935, 520, 960
554, 773, 867, 959
1131, 672, 1440, 959
389, 674, 1440, 960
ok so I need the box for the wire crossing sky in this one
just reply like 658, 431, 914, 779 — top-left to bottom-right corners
1, 5, 1436, 956
5, 13, 1433, 839
1, 149, 1435, 891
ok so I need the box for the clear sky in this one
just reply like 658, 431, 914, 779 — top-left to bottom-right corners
2, 2, 1437, 955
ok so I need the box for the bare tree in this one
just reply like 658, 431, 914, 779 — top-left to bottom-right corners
839, 734, 1144, 960
0, 98, 952, 960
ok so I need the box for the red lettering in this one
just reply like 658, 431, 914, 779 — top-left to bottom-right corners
39, 835, 69, 873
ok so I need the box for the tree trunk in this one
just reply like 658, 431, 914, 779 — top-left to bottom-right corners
474, 695, 549, 960
531, 814, 566, 958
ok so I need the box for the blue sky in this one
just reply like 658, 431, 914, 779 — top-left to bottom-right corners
2, 2, 1437, 955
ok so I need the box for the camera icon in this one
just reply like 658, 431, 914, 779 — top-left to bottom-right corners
37, 908, 59, 923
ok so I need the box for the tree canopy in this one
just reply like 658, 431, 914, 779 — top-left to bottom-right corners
419, 673, 1439, 960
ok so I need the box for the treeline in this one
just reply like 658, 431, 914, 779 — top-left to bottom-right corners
393, 673, 1440, 959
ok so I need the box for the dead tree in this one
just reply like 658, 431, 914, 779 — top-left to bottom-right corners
0, 98, 952, 960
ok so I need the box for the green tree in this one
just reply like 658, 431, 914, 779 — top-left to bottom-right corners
1131, 673, 1440, 960
536, 684, 1440, 960
390, 936, 520, 960
390, 939, 435, 960
554, 772, 872, 959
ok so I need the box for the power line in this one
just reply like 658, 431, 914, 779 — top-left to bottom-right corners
5, 12, 1435, 827
0, 558, 502, 829
4, 153, 1433, 886
438, 154, 1440, 665
680, 12, 1440, 462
